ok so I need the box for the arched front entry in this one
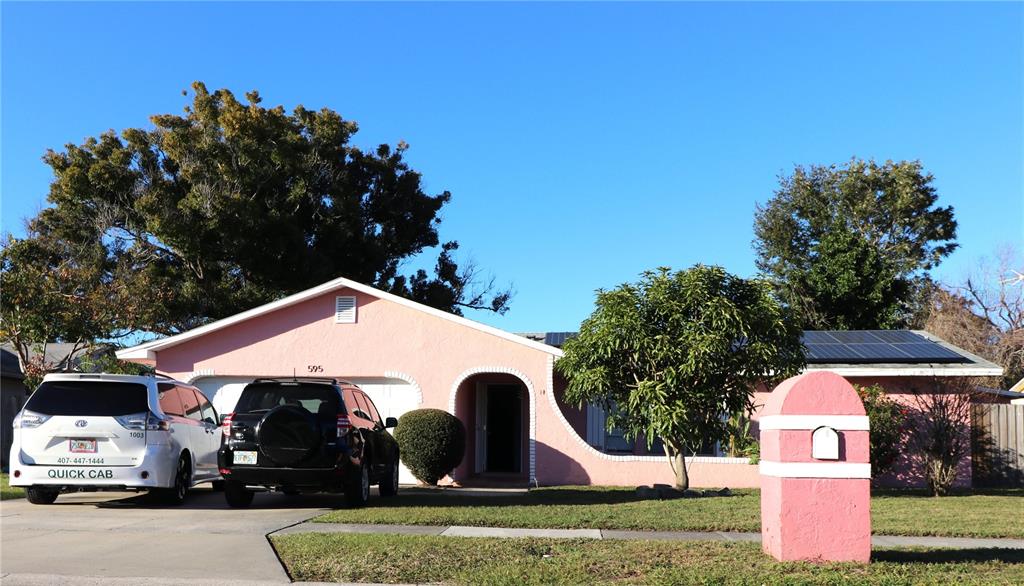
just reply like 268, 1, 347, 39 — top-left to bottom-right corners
449, 367, 536, 486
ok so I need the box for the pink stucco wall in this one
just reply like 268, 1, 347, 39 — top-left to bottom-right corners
141, 286, 972, 489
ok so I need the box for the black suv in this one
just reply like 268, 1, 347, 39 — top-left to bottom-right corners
218, 378, 400, 508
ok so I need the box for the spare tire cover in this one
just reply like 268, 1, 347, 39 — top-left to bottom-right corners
257, 405, 321, 465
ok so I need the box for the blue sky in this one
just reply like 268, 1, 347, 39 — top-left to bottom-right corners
3, 2, 1022, 333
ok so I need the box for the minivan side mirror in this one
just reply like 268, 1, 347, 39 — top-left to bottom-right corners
385, 417, 398, 429
204, 416, 217, 426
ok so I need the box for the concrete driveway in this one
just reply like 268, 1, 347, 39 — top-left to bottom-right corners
0, 486, 349, 585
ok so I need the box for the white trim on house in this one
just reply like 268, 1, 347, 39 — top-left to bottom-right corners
544, 355, 752, 465
759, 460, 871, 479
759, 415, 870, 431
117, 276, 564, 361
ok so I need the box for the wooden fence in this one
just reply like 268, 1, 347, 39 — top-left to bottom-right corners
972, 403, 1024, 487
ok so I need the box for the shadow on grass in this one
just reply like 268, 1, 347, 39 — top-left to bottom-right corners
873, 548, 1024, 564
358, 487, 755, 509
871, 488, 1024, 498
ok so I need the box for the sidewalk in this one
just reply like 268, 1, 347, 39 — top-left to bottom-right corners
273, 522, 1024, 550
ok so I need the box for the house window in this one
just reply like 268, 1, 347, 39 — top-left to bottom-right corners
335, 296, 357, 323
588, 403, 721, 456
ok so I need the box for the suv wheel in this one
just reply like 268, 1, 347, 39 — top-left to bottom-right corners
157, 455, 191, 505
26, 486, 59, 505
224, 479, 255, 508
379, 459, 399, 497
345, 462, 370, 507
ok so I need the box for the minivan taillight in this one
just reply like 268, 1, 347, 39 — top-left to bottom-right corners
221, 413, 234, 437
115, 412, 169, 431
13, 410, 50, 429
336, 414, 351, 436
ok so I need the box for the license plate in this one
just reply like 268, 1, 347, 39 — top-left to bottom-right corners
233, 451, 258, 465
69, 439, 97, 453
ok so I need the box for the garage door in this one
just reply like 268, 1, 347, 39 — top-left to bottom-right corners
192, 375, 422, 485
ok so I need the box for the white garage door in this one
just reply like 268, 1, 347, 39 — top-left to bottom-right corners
192, 375, 422, 485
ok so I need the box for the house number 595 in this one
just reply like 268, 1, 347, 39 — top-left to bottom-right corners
307, 365, 324, 373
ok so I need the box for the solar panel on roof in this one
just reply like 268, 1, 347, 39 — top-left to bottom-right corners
893, 343, 965, 363
828, 331, 884, 344
802, 330, 971, 365
805, 344, 855, 362
868, 330, 922, 344
544, 332, 577, 347
847, 343, 911, 361
801, 331, 839, 344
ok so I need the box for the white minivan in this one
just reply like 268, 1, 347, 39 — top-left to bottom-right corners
9, 373, 222, 505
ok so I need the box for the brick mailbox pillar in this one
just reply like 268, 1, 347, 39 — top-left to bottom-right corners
759, 371, 871, 563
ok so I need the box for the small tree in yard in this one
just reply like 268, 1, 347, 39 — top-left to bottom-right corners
908, 377, 982, 496
855, 384, 906, 480
557, 266, 805, 490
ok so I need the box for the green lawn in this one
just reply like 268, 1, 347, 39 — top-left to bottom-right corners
1, 473, 25, 500
271, 533, 1024, 585
314, 486, 1024, 538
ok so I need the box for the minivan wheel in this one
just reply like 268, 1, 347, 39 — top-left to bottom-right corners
379, 459, 399, 497
224, 479, 255, 508
157, 455, 191, 506
345, 463, 370, 508
26, 486, 59, 505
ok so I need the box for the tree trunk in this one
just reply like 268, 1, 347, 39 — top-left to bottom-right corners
663, 440, 690, 491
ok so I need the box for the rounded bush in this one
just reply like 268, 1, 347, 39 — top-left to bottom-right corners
394, 408, 466, 485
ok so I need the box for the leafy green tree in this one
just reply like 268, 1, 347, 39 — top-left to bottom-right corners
0, 233, 153, 388
27, 82, 510, 335
556, 266, 805, 490
754, 158, 957, 329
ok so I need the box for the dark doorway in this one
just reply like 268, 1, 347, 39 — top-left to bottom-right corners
485, 384, 522, 473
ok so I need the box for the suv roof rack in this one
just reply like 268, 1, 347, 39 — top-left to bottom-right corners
251, 377, 355, 386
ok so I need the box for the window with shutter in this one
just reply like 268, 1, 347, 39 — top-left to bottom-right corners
335, 296, 357, 323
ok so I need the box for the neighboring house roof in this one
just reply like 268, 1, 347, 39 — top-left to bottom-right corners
1009, 377, 1024, 394
0, 343, 109, 373
976, 386, 1024, 401
1, 348, 25, 381
117, 276, 564, 361
521, 330, 1003, 378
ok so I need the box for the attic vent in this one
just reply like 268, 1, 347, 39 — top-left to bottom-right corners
335, 296, 357, 324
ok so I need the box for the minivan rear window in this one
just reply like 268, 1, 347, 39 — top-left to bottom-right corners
25, 381, 150, 416
235, 383, 342, 416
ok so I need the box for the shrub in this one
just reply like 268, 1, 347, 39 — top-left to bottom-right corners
394, 409, 466, 485
855, 384, 907, 478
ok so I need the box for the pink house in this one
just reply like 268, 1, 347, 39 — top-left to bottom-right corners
117, 277, 1002, 488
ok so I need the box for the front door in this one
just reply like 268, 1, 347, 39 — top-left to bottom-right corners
484, 385, 522, 473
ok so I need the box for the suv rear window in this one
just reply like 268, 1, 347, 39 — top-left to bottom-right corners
25, 381, 150, 416
235, 383, 342, 416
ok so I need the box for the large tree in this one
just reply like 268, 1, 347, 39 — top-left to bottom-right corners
754, 158, 958, 330
926, 245, 1023, 388
556, 266, 805, 490
21, 82, 509, 336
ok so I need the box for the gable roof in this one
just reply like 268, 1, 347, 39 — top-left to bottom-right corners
116, 277, 564, 362
523, 329, 1003, 378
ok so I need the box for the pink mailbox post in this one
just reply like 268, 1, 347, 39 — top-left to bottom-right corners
759, 371, 871, 563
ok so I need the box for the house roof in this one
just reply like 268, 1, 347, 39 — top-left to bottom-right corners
1, 349, 24, 381
521, 330, 1003, 378
117, 277, 565, 362
0, 343, 110, 376
1009, 376, 1024, 394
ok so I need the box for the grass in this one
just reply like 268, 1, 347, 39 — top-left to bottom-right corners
271, 533, 1024, 585
314, 486, 1024, 538
1, 473, 25, 500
